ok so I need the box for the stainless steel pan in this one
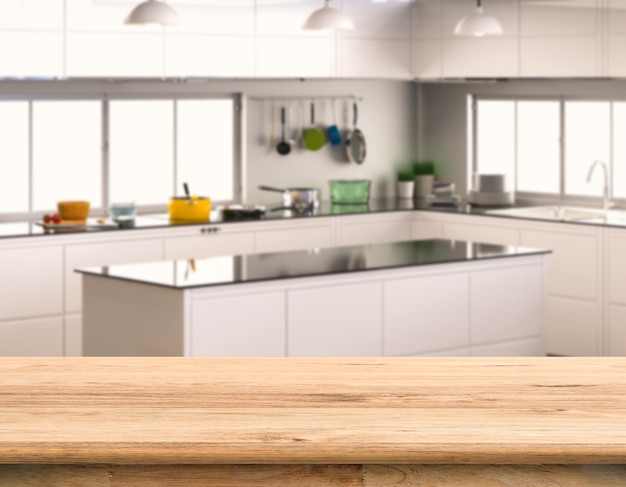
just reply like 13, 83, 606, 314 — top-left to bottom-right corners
258, 185, 321, 211
345, 101, 366, 164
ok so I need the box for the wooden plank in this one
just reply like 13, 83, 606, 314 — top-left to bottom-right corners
110, 465, 363, 486
364, 465, 626, 486
0, 465, 110, 487
0, 358, 626, 464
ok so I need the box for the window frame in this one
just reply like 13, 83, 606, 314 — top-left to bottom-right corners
0, 92, 243, 222
470, 94, 626, 208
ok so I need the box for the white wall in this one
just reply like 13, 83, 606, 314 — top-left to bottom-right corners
0, 79, 416, 207
419, 79, 626, 194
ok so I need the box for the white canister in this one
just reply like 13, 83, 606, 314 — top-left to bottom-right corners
397, 181, 415, 199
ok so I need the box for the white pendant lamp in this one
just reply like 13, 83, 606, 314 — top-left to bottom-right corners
454, 0, 503, 37
124, 0, 180, 26
303, 0, 355, 31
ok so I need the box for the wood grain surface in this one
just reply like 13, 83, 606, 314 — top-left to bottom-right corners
1, 357, 626, 465
2, 464, 626, 486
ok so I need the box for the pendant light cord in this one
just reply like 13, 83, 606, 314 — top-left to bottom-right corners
477, 0, 482, 7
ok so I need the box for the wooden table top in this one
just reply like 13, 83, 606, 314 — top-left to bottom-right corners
1, 357, 626, 465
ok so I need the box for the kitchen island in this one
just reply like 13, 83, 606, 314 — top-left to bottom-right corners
1, 357, 625, 486
80, 239, 549, 357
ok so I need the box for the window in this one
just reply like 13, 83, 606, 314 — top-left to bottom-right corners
0, 95, 240, 220
473, 96, 625, 202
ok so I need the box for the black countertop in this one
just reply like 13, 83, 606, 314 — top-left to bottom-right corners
77, 239, 550, 290
1, 198, 624, 240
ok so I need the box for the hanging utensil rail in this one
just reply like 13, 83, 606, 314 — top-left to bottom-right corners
250, 95, 363, 103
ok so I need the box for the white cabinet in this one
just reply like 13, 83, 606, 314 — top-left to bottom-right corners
520, 227, 599, 300
411, 219, 444, 240
471, 264, 543, 344
442, 221, 519, 246
338, 0, 412, 79
65, 237, 164, 313
547, 296, 601, 356
338, 214, 412, 246
287, 282, 383, 357
0, 316, 63, 357
415, 210, 604, 356
0, 243, 63, 321
190, 292, 286, 357
470, 337, 544, 357
520, 0, 599, 77
384, 273, 469, 356
606, 229, 626, 356
440, 0, 520, 78
164, 228, 255, 260
64, 313, 82, 357
255, 222, 334, 254
608, 304, 626, 356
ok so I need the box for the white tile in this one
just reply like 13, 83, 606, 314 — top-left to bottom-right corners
339, 38, 410, 79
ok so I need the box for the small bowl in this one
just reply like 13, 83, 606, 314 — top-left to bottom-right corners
110, 202, 137, 222
57, 201, 90, 221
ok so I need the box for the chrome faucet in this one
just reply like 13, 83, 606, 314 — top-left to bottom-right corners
586, 160, 613, 212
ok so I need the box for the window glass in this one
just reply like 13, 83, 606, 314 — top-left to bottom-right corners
476, 100, 515, 191
32, 101, 101, 212
517, 101, 560, 194
177, 99, 234, 202
109, 100, 174, 205
0, 102, 29, 214
613, 103, 626, 198
565, 101, 610, 196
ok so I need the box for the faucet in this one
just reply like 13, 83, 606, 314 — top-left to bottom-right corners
586, 160, 613, 212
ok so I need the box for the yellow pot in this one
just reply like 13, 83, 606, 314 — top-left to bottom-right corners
168, 196, 211, 222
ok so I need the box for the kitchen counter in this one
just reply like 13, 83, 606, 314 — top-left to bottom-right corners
81, 239, 548, 357
77, 238, 549, 290
1, 357, 625, 486
1, 197, 615, 241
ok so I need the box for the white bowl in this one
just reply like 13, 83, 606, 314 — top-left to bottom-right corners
474, 174, 506, 193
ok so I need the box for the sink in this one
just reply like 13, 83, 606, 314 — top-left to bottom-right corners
486, 206, 626, 223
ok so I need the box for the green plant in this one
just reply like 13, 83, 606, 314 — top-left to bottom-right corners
397, 170, 414, 182
413, 161, 435, 176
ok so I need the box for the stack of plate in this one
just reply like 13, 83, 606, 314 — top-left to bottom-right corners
468, 174, 514, 206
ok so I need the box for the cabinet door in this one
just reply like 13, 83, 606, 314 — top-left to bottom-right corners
608, 233, 626, 304
0, 244, 63, 321
411, 220, 444, 240
443, 222, 519, 246
441, 0, 519, 78
470, 337, 544, 357
255, 224, 333, 254
64, 313, 82, 357
384, 273, 469, 356
608, 304, 626, 356
190, 292, 286, 357
471, 264, 544, 346
520, 228, 599, 300
164, 231, 255, 260
288, 282, 382, 356
65, 238, 163, 313
520, 0, 598, 77
0, 316, 63, 357
338, 216, 412, 246
547, 296, 600, 356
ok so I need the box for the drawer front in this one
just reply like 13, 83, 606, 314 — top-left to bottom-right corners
255, 225, 333, 254
0, 316, 64, 357
0, 245, 63, 321
164, 232, 255, 260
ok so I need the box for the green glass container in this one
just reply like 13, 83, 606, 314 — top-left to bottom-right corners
329, 180, 371, 204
